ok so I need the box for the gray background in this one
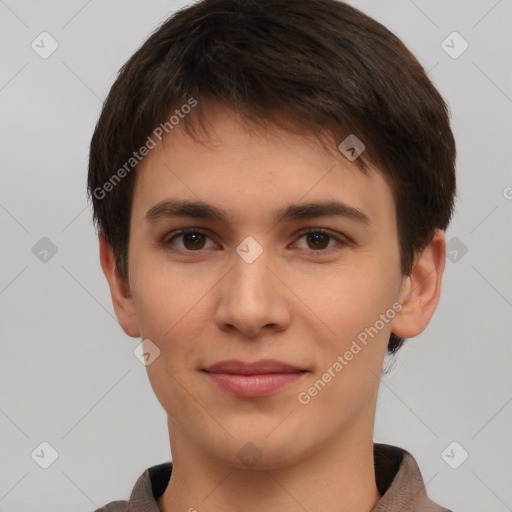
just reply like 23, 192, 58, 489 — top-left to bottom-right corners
1, 1, 511, 511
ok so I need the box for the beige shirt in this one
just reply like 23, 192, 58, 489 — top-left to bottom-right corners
94, 443, 453, 511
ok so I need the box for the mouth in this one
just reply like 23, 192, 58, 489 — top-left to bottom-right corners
202, 359, 308, 397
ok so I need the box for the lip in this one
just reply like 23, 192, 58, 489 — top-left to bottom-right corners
202, 359, 307, 397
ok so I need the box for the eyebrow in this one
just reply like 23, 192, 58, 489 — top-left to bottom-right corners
145, 199, 370, 225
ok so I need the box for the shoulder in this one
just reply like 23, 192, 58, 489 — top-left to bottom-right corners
93, 462, 172, 512
373, 443, 454, 512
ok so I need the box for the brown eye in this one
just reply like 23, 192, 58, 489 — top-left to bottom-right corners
165, 229, 215, 251
181, 232, 206, 250
293, 229, 349, 254
305, 232, 331, 250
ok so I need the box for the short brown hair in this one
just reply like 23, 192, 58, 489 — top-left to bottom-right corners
87, 0, 456, 353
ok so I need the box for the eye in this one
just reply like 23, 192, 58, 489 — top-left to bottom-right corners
293, 228, 348, 253
164, 228, 216, 251
163, 227, 349, 254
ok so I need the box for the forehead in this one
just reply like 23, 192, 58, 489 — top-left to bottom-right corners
131, 105, 396, 230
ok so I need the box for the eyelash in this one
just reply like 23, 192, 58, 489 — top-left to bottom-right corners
163, 227, 350, 255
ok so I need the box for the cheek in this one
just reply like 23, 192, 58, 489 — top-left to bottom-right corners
132, 271, 210, 347
297, 258, 400, 339
131, 265, 213, 416
126, 235, 218, 421
295, 266, 398, 418
129, 237, 205, 330
294, 260, 401, 411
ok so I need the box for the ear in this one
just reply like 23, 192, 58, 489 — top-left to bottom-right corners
99, 233, 140, 338
390, 229, 446, 338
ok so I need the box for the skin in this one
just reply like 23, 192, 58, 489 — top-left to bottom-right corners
100, 103, 446, 512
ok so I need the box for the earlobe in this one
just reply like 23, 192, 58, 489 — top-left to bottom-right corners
390, 229, 446, 339
99, 233, 141, 338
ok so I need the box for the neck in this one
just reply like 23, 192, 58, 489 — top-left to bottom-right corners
157, 422, 380, 512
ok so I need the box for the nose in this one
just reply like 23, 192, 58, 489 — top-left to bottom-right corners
214, 244, 292, 339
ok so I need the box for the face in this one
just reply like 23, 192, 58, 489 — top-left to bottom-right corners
113, 104, 417, 469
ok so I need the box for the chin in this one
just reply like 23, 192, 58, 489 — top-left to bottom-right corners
206, 430, 310, 471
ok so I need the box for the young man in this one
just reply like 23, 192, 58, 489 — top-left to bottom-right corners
88, 0, 456, 510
